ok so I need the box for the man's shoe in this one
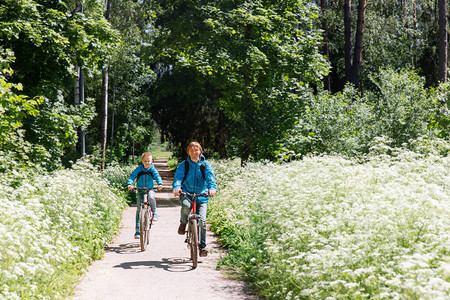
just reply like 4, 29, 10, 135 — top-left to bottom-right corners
178, 223, 186, 235
134, 231, 140, 239
199, 248, 208, 257
152, 213, 159, 221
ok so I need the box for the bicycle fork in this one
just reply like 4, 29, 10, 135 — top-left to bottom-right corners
185, 201, 199, 246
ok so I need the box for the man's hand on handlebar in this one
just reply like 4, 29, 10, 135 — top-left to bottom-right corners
173, 188, 217, 197
127, 185, 134, 191
172, 188, 181, 196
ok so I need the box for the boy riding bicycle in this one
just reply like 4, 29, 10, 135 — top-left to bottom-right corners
172, 141, 217, 257
127, 152, 163, 239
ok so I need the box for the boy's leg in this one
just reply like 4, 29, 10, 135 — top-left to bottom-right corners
148, 190, 158, 220
148, 190, 156, 213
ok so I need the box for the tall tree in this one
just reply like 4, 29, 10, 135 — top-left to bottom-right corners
0, 0, 115, 169
438, 0, 447, 83
321, 0, 331, 91
150, 0, 328, 161
100, 0, 113, 170
344, 0, 367, 88
105, 0, 156, 163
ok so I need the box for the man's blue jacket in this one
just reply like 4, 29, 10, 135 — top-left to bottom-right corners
172, 155, 217, 204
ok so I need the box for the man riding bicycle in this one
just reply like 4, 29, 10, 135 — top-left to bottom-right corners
172, 141, 217, 257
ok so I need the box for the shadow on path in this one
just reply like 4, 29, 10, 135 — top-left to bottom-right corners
105, 242, 142, 254
113, 257, 198, 272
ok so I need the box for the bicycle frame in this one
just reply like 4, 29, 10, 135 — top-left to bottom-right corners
180, 192, 208, 268
134, 187, 157, 213
181, 191, 208, 222
133, 187, 158, 251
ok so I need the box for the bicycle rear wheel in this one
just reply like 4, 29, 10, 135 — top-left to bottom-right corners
139, 208, 150, 251
189, 218, 198, 269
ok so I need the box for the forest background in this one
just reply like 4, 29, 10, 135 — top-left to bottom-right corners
2, 0, 450, 174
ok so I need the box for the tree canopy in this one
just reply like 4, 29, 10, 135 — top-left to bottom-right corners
0, 0, 449, 172
150, 0, 328, 161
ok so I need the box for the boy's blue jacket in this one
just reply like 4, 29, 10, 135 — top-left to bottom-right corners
127, 164, 163, 188
172, 155, 217, 204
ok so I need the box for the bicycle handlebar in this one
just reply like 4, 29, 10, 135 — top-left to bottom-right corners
179, 191, 209, 198
131, 187, 159, 192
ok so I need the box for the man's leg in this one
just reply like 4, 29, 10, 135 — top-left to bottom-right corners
178, 196, 191, 234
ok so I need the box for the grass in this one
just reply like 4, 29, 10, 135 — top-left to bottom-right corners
148, 131, 172, 160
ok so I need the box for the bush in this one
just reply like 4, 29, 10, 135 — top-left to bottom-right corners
209, 140, 450, 299
282, 68, 443, 158
0, 158, 127, 299
102, 162, 137, 205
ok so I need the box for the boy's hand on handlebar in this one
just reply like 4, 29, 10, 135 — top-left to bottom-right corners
127, 185, 134, 191
209, 189, 217, 197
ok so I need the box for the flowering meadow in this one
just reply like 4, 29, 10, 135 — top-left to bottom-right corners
209, 142, 450, 299
0, 159, 127, 299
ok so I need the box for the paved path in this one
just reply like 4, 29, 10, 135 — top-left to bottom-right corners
71, 159, 256, 300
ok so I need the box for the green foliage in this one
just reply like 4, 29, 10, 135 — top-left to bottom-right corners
427, 83, 450, 139
366, 68, 436, 144
25, 94, 96, 170
282, 68, 442, 157
0, 49, 46, 180
149, 67, 222, 160
101, 0, 157, 163
0, 0, 117, 90
150, 0, 329, 160
0, 0, 118, 170
322, 0, 440, 91
102, 162, 136, 204
282, 84, 375, 156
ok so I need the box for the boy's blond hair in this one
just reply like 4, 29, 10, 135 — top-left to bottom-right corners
186, 141, 203, 154
142, 152, 153, 160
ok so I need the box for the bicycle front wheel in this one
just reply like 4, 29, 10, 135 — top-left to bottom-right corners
189, 218, 198, 268
139, 208, 150, 251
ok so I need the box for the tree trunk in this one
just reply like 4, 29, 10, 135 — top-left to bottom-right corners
350, 0, 366, 88
344, 0, 366, 89
321, 0, 331, 91
344, 0, 353, 82
100, 0, 112, 170
75, 2, 85, 157
100, 65, 108, 170
438, 0, 447, 83
109, 85, 115, 164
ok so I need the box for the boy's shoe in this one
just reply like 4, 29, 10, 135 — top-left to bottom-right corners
134, 231, 140, 239
178, 222, 186, 235
152, 213, 158, 221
